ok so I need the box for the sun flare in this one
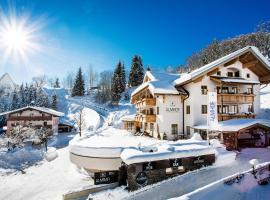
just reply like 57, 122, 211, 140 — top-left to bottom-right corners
2, 25, 28, 50
0, 9, 44, 64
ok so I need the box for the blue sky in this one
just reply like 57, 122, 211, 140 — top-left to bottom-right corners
0, 0, 270, 83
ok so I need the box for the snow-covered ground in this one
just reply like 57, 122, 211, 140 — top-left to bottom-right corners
170, 162, 270, 200
0, 145, 92, 200
88, 148, 270, 200
258, 85, 270, 119
1, 85, 270, 200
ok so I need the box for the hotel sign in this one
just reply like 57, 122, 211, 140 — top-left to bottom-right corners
207, 92, 218, 130
94, 171, 119, 185
166, 101, 180, 112
170, 158, 182, 168
143, 161, 156, 171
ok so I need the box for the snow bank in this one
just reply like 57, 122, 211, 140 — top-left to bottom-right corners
190, 133, 202, 141
121, 143, 215, 165
69, 127, 159, 158
45, 147, 58, 162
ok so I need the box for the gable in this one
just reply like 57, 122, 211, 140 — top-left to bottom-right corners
175, 46, 270, 86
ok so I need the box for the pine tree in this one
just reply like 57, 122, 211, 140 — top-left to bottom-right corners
71, 68, 85, 97
18, 84, 25, 108
11, 90, 19, 110
121, 62, 126, 93
24, 83, 29, 106
54, 78, 60, 88
36, 87, 49, 108
128, 55, 144, 87
28, 84, 37, 106
111, 62, 123, 104
51, 94, 57, 110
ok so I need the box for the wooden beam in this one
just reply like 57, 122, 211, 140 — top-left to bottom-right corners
243, 60, 259, 68
207, 68, 219, 76
260, 75, 270, 83
224, 58, 238, 67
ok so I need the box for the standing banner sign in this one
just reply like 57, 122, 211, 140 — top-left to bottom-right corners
207, 92, 218, 131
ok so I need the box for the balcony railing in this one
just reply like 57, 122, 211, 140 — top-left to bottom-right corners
8, 116, 52, 121
217, 93, 255, 104
135, 114, 156, 123
218, 113, 256, 121
135, 98, 156, 109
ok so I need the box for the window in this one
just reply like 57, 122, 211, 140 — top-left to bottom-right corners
227, 72, 233, 77
201, 105, 207, 114
44, 121, 47, 126
157, 107, 159, 115
127, 122, 134, 131
171, 124, 178, 135
247, 73, 250, 78
201, 85, 207, 95
222, 87, 229, 94
217, 105, 222, 114
150, 123, 154, 132
231, 87, 238, 94
217, 71, 221, 76
186, 126, 191, 136
235, 71, 240, 77
216, 86, 221, 94
232, 105, 238, 113
222, 105, 229, 114
247, 88, 253, 94
186, 105, 190, 114
248, 105, 253, 113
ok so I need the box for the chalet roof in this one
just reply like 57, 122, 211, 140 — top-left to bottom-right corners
0, 106, 64, 117
174, 46, 270, 86
210, 76, 260, 84
131, 70, 186, 97
192, 118, 270, 132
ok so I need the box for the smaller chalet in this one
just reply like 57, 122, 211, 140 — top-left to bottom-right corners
0, 106, 64, 135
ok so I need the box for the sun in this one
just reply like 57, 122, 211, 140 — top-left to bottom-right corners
2, 24, 29, 51
0, 9, 44, 64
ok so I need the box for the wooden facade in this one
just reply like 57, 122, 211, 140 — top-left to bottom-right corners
222, 125, 270, 150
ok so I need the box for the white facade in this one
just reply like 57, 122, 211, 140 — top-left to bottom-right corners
127, 46, 270, 140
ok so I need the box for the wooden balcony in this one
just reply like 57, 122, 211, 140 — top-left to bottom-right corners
218, 113, 256, 121
135, 114, 156, 123
135, 98, 156, 109
8, 116, 52, 121
217, 93, 255, 104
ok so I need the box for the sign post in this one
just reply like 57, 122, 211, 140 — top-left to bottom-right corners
207, 92, 218, 144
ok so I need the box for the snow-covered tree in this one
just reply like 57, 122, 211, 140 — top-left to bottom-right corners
95, 70, 112, 103
121, 63, 126, 92
128, 55, 144, 87
11, 90, 20, 110
51, 94, 57, 110
74, 108, 86, 137
111, 62, 123, 104
54, 78, 60, 88
36, 87, 50, 108
71, 68, 85, 97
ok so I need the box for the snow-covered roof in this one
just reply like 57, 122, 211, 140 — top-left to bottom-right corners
193, 118, 270, 132
59, 118, 74, 126
211, 76, 260, 84
121, 114, 136, 122
0, 106, 64, 117
174, 46, 270, 86
131, 70, 184, 97
121, 143, 215, 165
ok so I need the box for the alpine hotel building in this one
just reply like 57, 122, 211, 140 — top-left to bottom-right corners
122, 46, 270, 149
